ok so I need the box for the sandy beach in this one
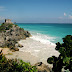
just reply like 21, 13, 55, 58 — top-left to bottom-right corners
5, 37, 60, 67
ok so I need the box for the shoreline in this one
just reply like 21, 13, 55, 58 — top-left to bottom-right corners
5, 37, 59, 67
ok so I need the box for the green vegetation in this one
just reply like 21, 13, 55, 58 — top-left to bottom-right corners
8, 24, 13, 28
0, 23, 13, 32
20, 28, 24, 30
47, 35, 72, 72
0, 23, 24, 33
0, 51, 37, 72
15, 24, 18, 27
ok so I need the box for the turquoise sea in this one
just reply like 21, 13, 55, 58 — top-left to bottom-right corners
16, 23, 72, 44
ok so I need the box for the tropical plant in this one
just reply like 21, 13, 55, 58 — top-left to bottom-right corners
47, 35, 72, 72
0, 50, 37, 72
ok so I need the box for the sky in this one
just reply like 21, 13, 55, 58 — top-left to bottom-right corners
0, 0, 72, 23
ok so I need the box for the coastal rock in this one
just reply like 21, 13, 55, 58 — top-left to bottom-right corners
11, 49, 15, 52
14, 48, 19, 51
18, 44, 23, 48
0, 21, 31, 51
35, 62, 51, 72
15, 43, 23, 48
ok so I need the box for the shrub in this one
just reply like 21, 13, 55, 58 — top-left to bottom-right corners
0, 23, 13, 32
15, 24, 18, 27
20, 28, 24, 31
47, 35, 72, 72
8, 24, 13, 29
0, 50, 37, 72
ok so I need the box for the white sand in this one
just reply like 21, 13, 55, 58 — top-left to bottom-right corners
5, 38, 60, 66
19, 38, 59, 64
0, 48, 12, 55
5, 51, 39, 65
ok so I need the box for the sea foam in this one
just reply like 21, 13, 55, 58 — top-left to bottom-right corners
30, 33, 56, 46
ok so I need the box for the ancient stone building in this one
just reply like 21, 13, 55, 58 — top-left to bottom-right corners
5, 19, 12, 23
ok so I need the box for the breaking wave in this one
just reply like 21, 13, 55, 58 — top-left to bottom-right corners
30, 32, 57, 46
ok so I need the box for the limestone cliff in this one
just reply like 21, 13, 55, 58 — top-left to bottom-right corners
0, 23, 31, 51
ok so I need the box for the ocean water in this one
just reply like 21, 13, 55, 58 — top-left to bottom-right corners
16, 23, 72, 44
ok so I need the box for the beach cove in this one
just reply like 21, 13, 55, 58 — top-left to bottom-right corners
5, 37, 60, 66
4, 23, 72, 66
0, 22, 72, 71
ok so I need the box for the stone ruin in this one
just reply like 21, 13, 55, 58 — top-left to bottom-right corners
5, 19, 12, 23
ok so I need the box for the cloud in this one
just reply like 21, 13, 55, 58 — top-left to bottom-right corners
69, 15, 72, 19
58, 17, 63, 19
58, 12, 72, 20
0, 6, 5, 11
64, 12, 66, 16
0, 6, 4, 9
0, 17, 5, 20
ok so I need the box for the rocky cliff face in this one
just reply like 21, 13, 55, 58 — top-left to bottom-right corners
0, 23, 31, 51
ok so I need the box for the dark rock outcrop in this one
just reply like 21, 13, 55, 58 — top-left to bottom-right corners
35, 62, 51, 72
0, 23, 31, 51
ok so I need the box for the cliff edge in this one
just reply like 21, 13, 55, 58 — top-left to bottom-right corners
0, 22, 31, 51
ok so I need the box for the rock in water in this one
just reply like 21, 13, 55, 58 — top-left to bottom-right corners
0, 22, 31, 50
